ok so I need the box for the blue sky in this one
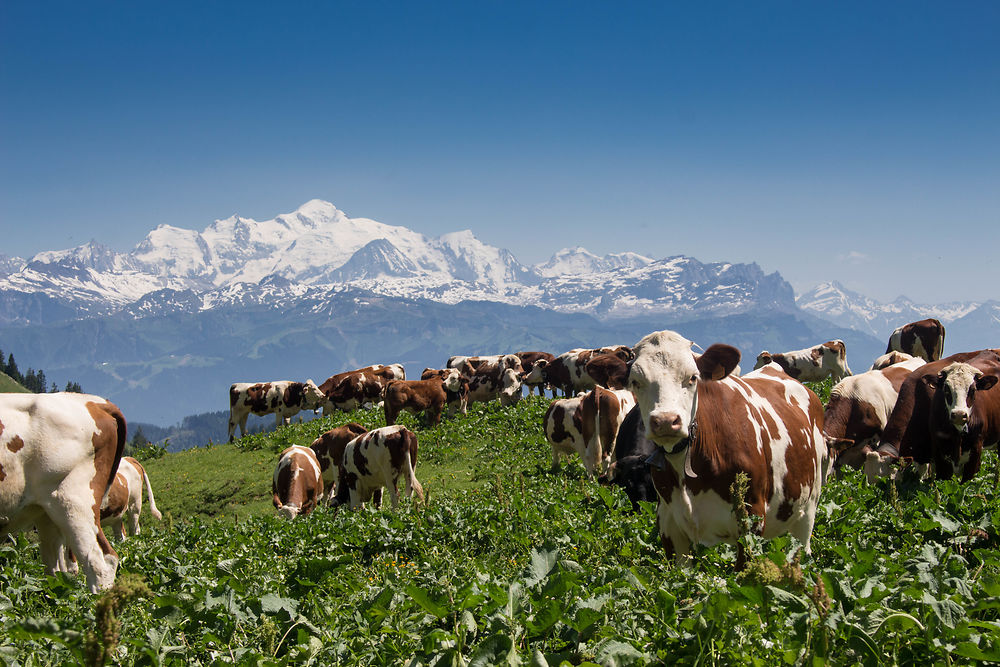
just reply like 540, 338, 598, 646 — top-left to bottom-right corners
2, 1, 998, 303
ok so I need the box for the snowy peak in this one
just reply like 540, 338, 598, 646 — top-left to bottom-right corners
535, 247, 653, 277
328, 239, 419, 282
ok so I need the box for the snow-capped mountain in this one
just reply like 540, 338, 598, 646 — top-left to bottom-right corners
0, 200, 798, 326
797, 281, 981, 338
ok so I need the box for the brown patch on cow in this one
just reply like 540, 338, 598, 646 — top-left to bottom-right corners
245, 383, 272, 413
7, 436, 24, 453
0, 462, 5, 482
283, 382, 305, 406
824, 340, 846, 360
660, 534, 675, 558
85, 401, 126, 533
775, 499, 793, 522
101, 474, 129, 521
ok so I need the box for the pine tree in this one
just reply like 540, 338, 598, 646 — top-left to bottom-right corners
65, 381, 83, 393
6, 353, 20, 382
36, 369, 47, 394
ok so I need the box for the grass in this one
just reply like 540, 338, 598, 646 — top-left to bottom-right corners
0, 371, 30, 393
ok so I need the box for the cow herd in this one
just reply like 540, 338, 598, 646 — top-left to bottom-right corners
4, 315, 998, 593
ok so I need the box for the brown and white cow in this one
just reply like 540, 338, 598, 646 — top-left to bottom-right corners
544, 387, 636, 477
420, 368, 470, 415
310, 422, 368, 503
330, 426, 424, 510
1, 392, 127, 592
886, 318, 946, 363
100, 456, 163, 539
526, 345, 634, 397
869, 351, 917, 371
272, 445, 324, 519
228, 380, 325, 441
463, 358, 524, 406
865, 350, 1000, 483
823, 357, 926, 472
385, 373, 465, 426
516, 351, 556, 396
627, 330, 828, 565
318, 364, 406, 415
754, 340, 852, 382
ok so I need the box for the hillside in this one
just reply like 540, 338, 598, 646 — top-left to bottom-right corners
3, 395, 1000, 664
0, 370, 29, 393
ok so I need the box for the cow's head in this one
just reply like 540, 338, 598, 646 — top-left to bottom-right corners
302, 380, 326, 409
627, 330, 740, 451
925, 362, 999, 432
608, 345, 635, 363
442, 368, 462, 393
500, 368, 523, 406
524, 359, 547, 384
816, 340, 852, 376
501, 354, 523, 373
754, 351, 773, 370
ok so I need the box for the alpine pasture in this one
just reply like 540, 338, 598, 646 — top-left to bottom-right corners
3, 386, 1000, 665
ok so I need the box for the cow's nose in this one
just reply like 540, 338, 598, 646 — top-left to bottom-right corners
951, 411, 969, 427
650, 411, 684, 437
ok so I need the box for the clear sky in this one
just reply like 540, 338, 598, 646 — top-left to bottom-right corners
2, 1, 998, 303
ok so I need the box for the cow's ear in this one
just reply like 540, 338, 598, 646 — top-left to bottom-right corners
977, 374, 999, 392
696, 344, 741, 381
825, 435, 855, 453
810, 347, 823, 364
921, 373, 942, 387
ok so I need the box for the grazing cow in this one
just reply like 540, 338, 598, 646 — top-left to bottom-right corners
865, 350, 1000, 483
628, 330, 828, 565
870, 351, 917, 371
0, 392, 126, 592
310, 422, 368, 503
754, 340, 852, 382
823, 358, 926, 472
545, 387, 635, 476
272, 445, 324, 519
385, 373, 465, 426
330, 426, 424, 510
228, 380, 325, 441
886, 318, 946, 363
317, 365, 406, 415
100, 456, 163, 539
516, 351, 556, 396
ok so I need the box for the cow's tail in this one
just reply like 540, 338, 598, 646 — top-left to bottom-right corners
98, 402, 128, 505
138, 461, 163, 521
403, 431, 425, 504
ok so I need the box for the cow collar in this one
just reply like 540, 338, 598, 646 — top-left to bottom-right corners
876, 441, 900, 458
646, 418, 699, 478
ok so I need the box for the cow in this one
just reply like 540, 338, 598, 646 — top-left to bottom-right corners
823, 357, 926, 472
100, 456, 163, 539
461, 357, 523, 406
865, 350, 1000, 483
597, 405, 660, 512
886, 318, 946, 363
1, 392, 127, 592
869, 351, 917, 371
272, 445, 324, 519
318, 365, 406, 415
330, 426, 424, 510
384, 373, 465, 426
627, 330, 828, 566
585, 353, 629, 390
310, 422, 368, 503
420, 368, 471, 416
753, 340, 852, 382
526, 345, 634, 397
228, 380, 325, 441
516, 351, 556, 396
545, 387, 636, 477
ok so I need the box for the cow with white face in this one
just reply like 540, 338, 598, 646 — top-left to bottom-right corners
627, 330, 828, 565
272, 445, 324, 519
754, 340, 852, 382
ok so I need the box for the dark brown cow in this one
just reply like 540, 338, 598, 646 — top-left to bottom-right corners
310, 422, 368, 503
627, 330, 828, 565
384, 372, 465, 425
886, 318, 946, 362
585, 353, 629, 390
330, 426, 424, 510
420, 368, 470, 416
823, 358, 925, 472
866, 349, 1000, 483
1, 392, 127, 592
318, 364, 406, 415
272, 445, 324, 519
228, 380, 325, 441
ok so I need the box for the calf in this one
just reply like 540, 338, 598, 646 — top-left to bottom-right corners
886, 318, 946, 362
1, 392, 127, 592
228, 380, 325, 441
272, 445, 324, 519
865, 350, 1000, 483
629, 330, 827, 565
100, 456, 163, 539
823, 358, 925, 472
331, 426, 424, 510
754, 340, 852, 382
385, 373, 464, 426
310, 422, 368, 503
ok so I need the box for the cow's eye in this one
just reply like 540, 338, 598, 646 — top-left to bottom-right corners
686, 374, 699, 386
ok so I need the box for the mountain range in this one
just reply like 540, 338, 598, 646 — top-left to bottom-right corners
1, 200, 995, 427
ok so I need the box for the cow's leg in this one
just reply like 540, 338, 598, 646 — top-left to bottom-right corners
35, 514, 68, 575
372, 488, 383, 509
387, 479, 400, 510
551, 447, 561, 471
656, 502, 692, 566
128, 504, 141, 537
228, 414, 237, 442
239, 415, 249, 439
43, 499, 118, 592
